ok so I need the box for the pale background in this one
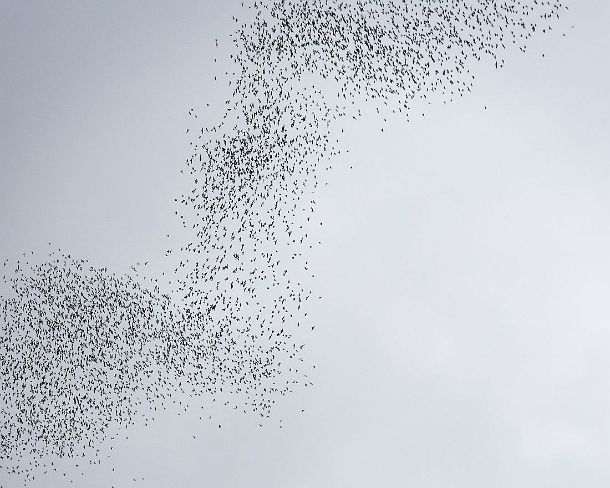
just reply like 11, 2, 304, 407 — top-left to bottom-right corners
2, 1, 610, 486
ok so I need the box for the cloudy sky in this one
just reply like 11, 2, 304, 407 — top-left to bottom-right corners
2, 1, 610, 487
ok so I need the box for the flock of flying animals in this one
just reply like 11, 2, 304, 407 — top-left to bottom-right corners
0, 0, 567, 485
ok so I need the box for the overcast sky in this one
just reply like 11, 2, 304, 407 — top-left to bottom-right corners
2, 1, 610, 487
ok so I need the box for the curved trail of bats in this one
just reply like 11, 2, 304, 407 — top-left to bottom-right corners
1, 0, 567, 483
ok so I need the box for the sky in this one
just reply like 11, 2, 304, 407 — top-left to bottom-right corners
2, 0, 610, 487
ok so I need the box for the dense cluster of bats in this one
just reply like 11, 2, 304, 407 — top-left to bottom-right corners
1, 0, 566, 484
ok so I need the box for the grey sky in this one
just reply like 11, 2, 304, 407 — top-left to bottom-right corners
2, 1, 610, 487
